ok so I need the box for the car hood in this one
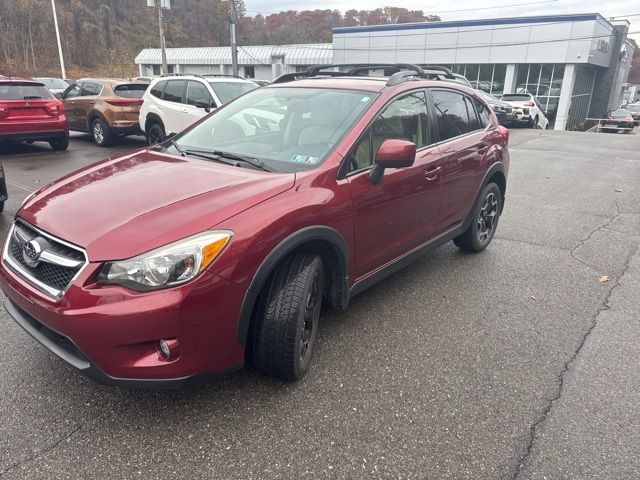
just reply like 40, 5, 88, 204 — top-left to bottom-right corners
19, 150, 295, 261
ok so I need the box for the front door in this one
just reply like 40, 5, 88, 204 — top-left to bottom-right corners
347, 91, 443, 277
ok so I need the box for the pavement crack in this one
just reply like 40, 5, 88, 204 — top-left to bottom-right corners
569, 203, 622, 270
0, 423, 83, 477
511, 243, 638, 480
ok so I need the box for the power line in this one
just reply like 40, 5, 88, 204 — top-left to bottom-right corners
238, 45, 269, 65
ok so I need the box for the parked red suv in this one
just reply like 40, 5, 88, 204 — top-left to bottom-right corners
0, 65, 509, 387
0, 76, 69, 150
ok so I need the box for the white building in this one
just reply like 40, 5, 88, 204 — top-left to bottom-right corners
135, 43, 332, 82
135, 13, 635, 130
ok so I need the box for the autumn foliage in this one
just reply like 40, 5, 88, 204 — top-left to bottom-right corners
0, 1, 439, 78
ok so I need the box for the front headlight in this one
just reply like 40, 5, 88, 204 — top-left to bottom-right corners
98, 231, 232, 291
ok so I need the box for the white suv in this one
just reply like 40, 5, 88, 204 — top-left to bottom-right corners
139, 75, 258, 144
500, 93, 549, 129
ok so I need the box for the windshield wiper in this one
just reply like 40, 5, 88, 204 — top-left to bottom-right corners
184, 148, 274, 172
182, 148, 239, 168
211, 150, 274, 172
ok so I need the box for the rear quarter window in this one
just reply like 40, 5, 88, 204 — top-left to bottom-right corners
0, 82, 52, 100
150, 81, 166, 98
114, 84, 148, 98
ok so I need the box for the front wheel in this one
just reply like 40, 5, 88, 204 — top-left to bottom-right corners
252, 253, 324, 380
454, 183, 502, 252
91, 118, 113, 147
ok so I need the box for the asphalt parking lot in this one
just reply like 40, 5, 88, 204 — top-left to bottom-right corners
0, 129, 639, 479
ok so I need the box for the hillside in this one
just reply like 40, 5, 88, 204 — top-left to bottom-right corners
0, 1, 439, 78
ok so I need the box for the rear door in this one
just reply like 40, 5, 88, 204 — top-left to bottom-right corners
347, 90, 443, 277
160, 80, 188, 134
430, 88, 491, 228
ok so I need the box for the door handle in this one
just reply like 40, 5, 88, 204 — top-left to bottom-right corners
425, 166, 441, 181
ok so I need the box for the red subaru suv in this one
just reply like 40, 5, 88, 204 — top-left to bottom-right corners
0, 76, 69, 150
0, 65, 509, 388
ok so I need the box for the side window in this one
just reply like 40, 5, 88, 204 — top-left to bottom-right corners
186, 81, 212, 106
163, 80, 186, 103
350, 91, 429, 172
81, 82, 101, 96
473, 98, 491, 128
431, 89, 478, 141
63, 83, 82, 99
465, 97, 481, 131
150, 81, 166, 99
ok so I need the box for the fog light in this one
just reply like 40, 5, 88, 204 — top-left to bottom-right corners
158, 338, 180, 360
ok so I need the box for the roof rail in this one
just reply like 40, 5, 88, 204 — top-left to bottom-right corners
273, 63, 459, 87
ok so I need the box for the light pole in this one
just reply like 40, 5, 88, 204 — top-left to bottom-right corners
224, 0, 239, 76
50, 0, 66, 78
148, 0, 169, 75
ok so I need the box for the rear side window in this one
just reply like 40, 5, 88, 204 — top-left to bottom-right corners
81, 82, 102, 96
0, 82, 52, 100
114, 84, 147, 98
431, 89, 480, 141
150, 81, 166, 98
163, 80, 186, 103
186, 81, 213, 106
473, 98, 491, 128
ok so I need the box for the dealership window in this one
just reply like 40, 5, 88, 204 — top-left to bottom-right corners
515, 64, 565, 120
566, 65, 596, 129
243, 66, 255, 78
440, 64, 507, 96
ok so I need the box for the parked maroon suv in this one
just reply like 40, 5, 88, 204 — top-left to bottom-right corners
0, 65, 509, 388
0, 76, 69, 150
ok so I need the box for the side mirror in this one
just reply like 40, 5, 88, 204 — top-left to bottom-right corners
369, 139, 416, 185
55, 92, 63, 99
194, 101, 213, 113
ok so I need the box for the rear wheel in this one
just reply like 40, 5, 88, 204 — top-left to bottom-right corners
91, 118, 113, 147
49, 135, 69, 151
146, 122, 166, 145
530, 115, 539, 129
252, 253, 324, 380
454, 183, 502, 252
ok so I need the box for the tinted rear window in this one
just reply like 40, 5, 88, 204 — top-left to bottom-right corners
114, 84, 148, 98
150, 80, 166, 98
0, 82, 52, 100
501, 94, 530, 101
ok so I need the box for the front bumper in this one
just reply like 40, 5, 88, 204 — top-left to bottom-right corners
0, 258, 247, 388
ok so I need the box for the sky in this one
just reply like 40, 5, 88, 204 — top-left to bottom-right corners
244, 0, 640, 43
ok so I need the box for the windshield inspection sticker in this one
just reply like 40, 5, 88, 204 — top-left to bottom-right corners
291, 155, 320, 165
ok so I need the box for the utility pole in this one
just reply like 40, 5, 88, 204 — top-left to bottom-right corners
156, 0, 168, 75
50, 0, 66, 79
227, 0, 239, 76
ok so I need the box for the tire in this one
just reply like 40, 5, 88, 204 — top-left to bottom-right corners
146, 122, 166, 145
453, 183, 502, 252
49, 135, 69, 151
530, 116, 539, 129
0, 201, 4, 213
91, 118, 113, 147
252, 253, 324, 381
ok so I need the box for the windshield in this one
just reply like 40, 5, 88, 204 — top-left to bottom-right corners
173, 87, 377, 172
626, 104, 640, 112
208, 81, 258, 104
37, 78, 69, 89
0, 82, 52, 100
610, 109, 630, 118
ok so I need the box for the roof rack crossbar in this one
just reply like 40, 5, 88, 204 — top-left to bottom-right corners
386, 69, 456, 86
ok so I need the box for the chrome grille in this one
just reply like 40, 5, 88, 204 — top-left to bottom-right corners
3, 219, 88, 297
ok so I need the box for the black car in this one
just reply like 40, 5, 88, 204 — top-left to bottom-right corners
478, 91, 514, 126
